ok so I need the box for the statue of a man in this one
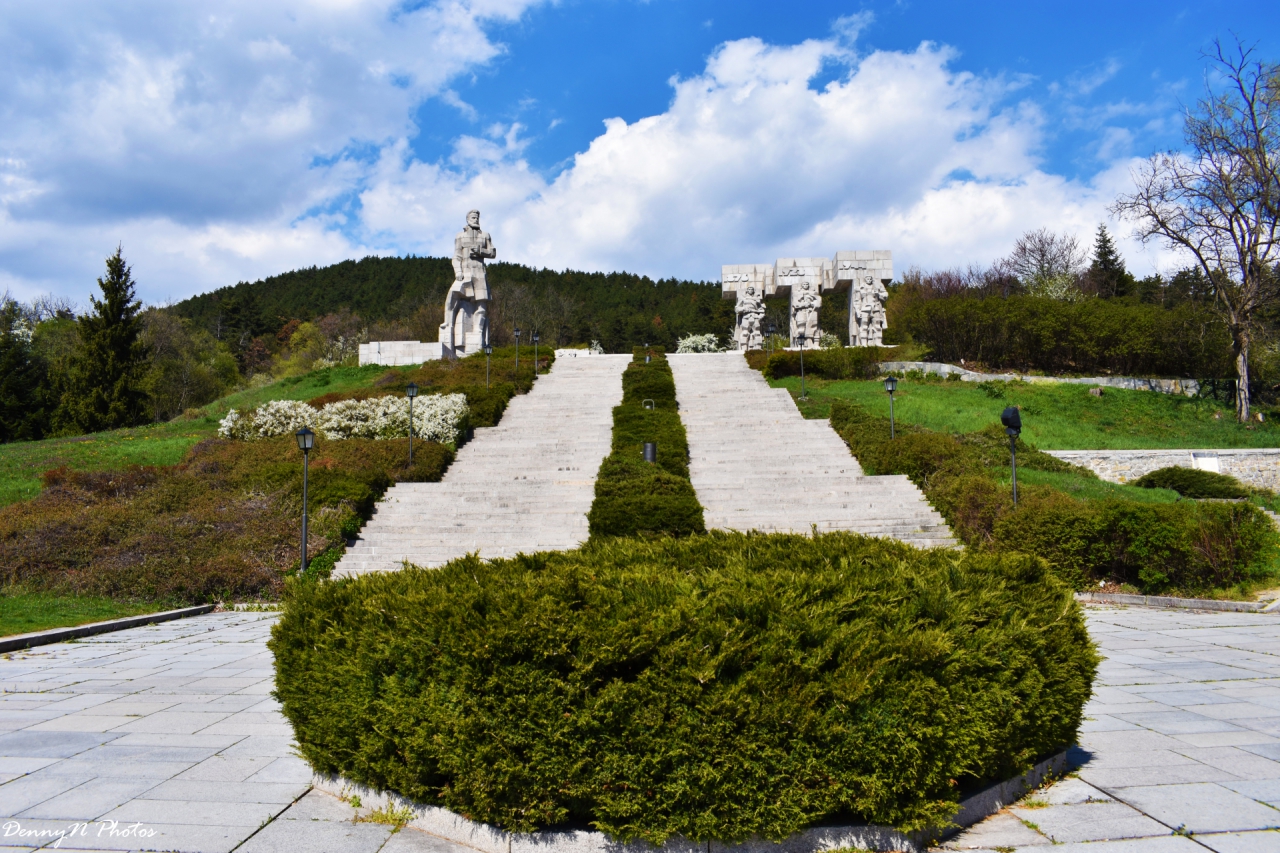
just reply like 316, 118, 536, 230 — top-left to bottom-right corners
441, 209, 496, 354
734, 284, 765, 350
852, 275, 888, 346
790, 280, 821, 347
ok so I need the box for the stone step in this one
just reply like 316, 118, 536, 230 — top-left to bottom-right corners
667, 352, 957, 549
334, 355, 630, 576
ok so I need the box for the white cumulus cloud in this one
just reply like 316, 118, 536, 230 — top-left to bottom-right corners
1, 9, 1180, 307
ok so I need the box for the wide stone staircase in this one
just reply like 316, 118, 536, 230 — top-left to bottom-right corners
333, 354, 630, 577
667, 352, 956, 547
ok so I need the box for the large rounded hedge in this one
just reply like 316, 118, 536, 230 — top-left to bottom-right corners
271, 532, 1096, 843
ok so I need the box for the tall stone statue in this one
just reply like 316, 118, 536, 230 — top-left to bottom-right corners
851, 274, 888, 347
441, 209, 496, 354
790, 280, 821, 348
734, 284, 765, 350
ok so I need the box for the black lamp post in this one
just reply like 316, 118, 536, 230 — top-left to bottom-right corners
797, 331, 808, 401
884, 375, 898, 439
295, 427, 315, 573
532, 332, 540, 375
767, 324, 776, 361
484, 344, 493, 389
514, 327, 521, 378
406, 383, 418, 465
1001, 406, 1022, 506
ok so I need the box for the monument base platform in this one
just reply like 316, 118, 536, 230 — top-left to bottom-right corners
359, 341, 449, 366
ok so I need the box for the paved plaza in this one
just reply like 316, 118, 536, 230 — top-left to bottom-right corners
0, 606, 1278, 852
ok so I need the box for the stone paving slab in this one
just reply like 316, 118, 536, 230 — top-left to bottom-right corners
944, 605, 1280, 851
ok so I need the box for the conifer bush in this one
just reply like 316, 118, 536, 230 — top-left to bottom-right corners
587, 349, 704, 537
271, 532, 1097, 843
1132, 466, 1253, 499
827, 400, 1276, 594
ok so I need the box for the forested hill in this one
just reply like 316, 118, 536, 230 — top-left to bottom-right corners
170, 255, 737, 353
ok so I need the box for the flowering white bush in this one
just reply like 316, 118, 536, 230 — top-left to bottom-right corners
219, 394, 468, 444
675, 333, 724, 353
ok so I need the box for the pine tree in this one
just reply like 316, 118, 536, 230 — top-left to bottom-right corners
0, 298, 49, 442
57, 247, 151, 433
1088, 224, 1136, 298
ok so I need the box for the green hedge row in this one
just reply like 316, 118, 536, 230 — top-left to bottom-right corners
271, 532, 1097, 842
587, 349, 704, 537
756, 346, 891, 381
895, 295, 1232, 377
828, 400, 1276, 594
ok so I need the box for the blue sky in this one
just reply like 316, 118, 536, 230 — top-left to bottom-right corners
0, 0, 1274, 307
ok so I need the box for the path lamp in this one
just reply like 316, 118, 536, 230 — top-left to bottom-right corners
295, 427, 315, 574
884, 376, 898, 439
1001, 406, 1022, 507
767, 324, 776, 361
643, 442, 657, 463
406, 383, 418, 466
514, 327, 522, 378
533, 332, 540, 374
483, 345, 493, 388
797, 332, 809, 401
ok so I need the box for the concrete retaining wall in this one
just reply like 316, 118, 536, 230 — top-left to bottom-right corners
1047, 448, 1280, 490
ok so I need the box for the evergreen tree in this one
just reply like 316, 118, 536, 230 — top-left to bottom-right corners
57, 247, 151, 433
1087, 224, 1136, 298
0, 297, 49, 442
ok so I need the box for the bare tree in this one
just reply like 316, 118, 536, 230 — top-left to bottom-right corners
1112, 40, 1280, 421
1004, 228, 1087, 289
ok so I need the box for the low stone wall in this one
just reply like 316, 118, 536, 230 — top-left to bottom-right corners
1046, 448, 1280, 490
878, 361, 1201, 397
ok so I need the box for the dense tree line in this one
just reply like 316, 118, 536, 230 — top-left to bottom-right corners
171, 256, 736, 362
1, 248, 242, 443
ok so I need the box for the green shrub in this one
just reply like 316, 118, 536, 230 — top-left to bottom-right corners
588, 350, 704, 538
763, 346, 889, 381
993, 493, 1274, 594
271, 532, 1096, 842
826, 399, 1275, 594
1132, 466, 1252, 499
587, 458, 704, 537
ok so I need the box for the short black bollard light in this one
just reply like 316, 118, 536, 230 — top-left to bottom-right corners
532, 332, 540, 375
295, 427, 315, 573
643, 442, 657, 463
884, 375, 898, 439
514, 327, 521, 378
1001, 406, 1022, 506
483, 344, 493, 388
406, 382, 418, 465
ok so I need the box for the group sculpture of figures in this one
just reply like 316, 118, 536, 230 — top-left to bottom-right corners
441, 209, 496, 355
721, 251, 893, 350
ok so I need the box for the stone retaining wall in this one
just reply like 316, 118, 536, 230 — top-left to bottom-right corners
879, 361, 1201, 397
1046, 448, 1280, 490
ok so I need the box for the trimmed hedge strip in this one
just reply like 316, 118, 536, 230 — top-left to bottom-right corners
828, 400, 1276, 594
586, 349, 705, 537
271, 532, 1097, 842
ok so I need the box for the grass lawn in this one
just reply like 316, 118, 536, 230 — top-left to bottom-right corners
772, 376, 1280, 450
0, 589, 166, 637
0, 364, 403, 507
